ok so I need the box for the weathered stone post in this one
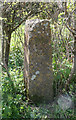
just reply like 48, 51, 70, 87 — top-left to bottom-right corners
24, 19, 53, 103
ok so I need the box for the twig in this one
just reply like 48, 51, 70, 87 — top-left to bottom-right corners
66, 8, 76, 22
65, 23, 76, 35
0, 61, 15, 91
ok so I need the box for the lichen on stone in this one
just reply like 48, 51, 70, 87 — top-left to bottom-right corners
35, 71, 40, 75
31, 75, 36, 80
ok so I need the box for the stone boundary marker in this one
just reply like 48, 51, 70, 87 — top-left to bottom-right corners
24, 19, 53, 103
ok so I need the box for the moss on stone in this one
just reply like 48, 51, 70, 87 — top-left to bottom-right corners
30, 94, 45, 104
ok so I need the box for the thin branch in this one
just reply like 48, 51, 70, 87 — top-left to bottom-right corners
66, 8, 76, 22
12, 9, 42, 32
17, 30, 24, 47
0, 61, 8, 71
64, 8, 76, 35
65, 23, 76, 35
0, 61, 15, 91
12, 11, 33, 32
0, 61, 10, 77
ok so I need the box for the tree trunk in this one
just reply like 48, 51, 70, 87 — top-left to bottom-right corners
72, 1, 76, 79
73, 36, 76, 75
2, 32, 4, 62
23, 33, 29, 100
5, 33, 11, 66
65, 2, 76, 91
73, 1, 76, 75
2, 23, 5, 62
2, 11, 11, 66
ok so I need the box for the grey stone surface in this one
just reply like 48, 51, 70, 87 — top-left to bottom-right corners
57, 93, 74, 111
25, 19, 53, 103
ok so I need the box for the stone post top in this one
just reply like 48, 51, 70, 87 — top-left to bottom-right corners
25, 19, 50, 24
25, 19, 51, 32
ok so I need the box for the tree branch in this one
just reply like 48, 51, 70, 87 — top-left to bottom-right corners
66, 8, 76, 22
12, 11, 33, 32
0, 61, 15, 91
0, 61, 10, 77
65, 23, 76, 35
64, 8, 76, 35
12, 9, 42, 32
